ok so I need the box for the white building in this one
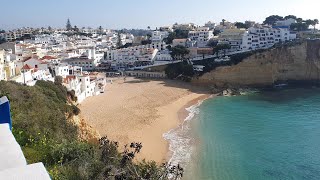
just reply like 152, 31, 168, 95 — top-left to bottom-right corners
54, 64, 69, 78
62, 55, 99, 70
0, 63, 5, 81
151, 31, 169, 43
241, 27, 295, 51
188, 27, 214, 47
104, 44, 161, 69
63, 74, 101, 103
218, 29, 246, 51
12, 64, 53, 86
0, 50, 7, 81
155, 49, 172, 62
63, 75, 85, 102
21, 58, 48, 70
275, 18, 297, 27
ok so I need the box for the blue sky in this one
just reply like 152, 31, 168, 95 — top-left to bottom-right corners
1, 0, 319, 30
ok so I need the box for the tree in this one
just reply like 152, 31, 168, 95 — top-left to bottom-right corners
263, 15, 284, 26
170, 45, 190, 60
0, 38, 6, 44
146, 33, 152, 40
147, 26, 151, 31
66, 18, 72, 31
48, 26, 52, 32
207, 39, 218, 56
296, 18, 303, 23
164, 29, 189, 44
305, 19, 314, 26
290, 23, 309, 31
165, 61, 194, 81
312, 19, 319, 30
73, 25, 79, 32
235, 22, 249, 29
98, 26, 103, 35
214, 44, 231, 56
222, 19, 226, 26
284, 15, 297, 20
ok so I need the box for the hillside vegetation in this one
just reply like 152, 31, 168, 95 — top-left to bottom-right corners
0, 80, 182, 179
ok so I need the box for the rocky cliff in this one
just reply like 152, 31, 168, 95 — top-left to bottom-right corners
194, 40, 320, 88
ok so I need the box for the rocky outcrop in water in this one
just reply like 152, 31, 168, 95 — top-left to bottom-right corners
193, 40, 320, 88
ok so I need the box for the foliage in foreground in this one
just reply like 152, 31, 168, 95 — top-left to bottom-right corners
0, 80, 183, 179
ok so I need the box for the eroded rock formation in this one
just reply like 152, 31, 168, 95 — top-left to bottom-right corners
194, 40, 320, 88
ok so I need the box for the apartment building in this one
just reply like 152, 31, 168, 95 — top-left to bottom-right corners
241, 27, 296, 51
151, 31, 169, 43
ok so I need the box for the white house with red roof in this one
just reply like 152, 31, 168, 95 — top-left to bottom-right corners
12, 63, 53, 86
23, 58, 48, 70
40, 55, 60, 64
62, 73, 104, 103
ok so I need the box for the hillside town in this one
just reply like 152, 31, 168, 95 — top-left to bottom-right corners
0, 16, 319, 103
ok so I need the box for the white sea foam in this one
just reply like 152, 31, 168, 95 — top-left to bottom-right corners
163, 99, 206, 167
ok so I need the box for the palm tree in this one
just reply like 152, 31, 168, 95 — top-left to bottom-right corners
73, 25, 79, 32
313, 19, 319, 31
222, 19, 226, 26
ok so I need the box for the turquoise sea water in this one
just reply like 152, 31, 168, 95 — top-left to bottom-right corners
186, 88, 320, 180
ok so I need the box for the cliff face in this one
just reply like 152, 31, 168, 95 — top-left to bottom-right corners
69, 115, 100, 143
194, 40, 320, 87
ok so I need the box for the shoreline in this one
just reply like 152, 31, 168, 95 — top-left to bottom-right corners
79, 77, 210, 163
138, 93, 210, 163
163, 94, 213, 164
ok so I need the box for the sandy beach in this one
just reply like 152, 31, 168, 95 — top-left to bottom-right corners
79, 77, 210, 163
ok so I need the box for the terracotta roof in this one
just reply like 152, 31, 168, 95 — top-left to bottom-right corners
40, 56, 56, 60
23, 57, 32, 61
63, 75, 76, 83
16, 44, 27, 47
21, 64, 33, 70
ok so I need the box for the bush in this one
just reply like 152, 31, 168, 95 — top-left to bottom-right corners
165, 61, 194, 80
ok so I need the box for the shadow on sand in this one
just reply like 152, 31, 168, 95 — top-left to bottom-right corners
123, 77, 210, 94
